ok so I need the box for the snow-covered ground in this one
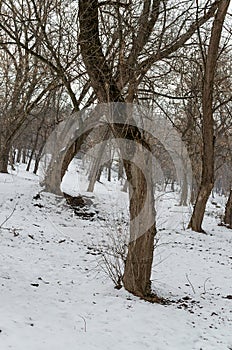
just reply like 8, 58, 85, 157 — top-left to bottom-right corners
0, 162, 231, 350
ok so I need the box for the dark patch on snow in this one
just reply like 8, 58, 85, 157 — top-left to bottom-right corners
63, 193, 104, 221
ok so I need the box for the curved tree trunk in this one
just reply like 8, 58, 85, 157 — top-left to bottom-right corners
43, 140, 82, 195
78, 0, 157, 297
43, 116, 105, 194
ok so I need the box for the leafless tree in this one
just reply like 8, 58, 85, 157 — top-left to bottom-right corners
0, 33, 57, 172
78, 0, 224, 297
188, 0, 230, 232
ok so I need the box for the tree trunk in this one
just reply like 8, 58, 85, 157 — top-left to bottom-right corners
123, 156, 156, 297
27, 130, 40, 172
224, 189, 232, 228
107, 159, 113, 182
0, 142, 10, 173
179, 171, 188, 206
22, 148, 27, 164
118, 158, 124, 181
9, 148, 15, 170
190, 178, 199, 205
43, 157, 64, 195
33, 144, 44, 174
26, 150, 34, 172
87, 152, 104, 192
188, 1, 229, 232
122, 179, 128, 192
87, 125, 111, 192
16, 147, 22, 163
43, 109, 104, 194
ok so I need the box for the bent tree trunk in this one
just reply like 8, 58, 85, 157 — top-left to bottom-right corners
43, 112, 108, 195
224, 189, 232, 228
44, 137, 85, 195
188, 1, 229, 232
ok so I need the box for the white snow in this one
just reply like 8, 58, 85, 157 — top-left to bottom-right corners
0, 162, 231, 350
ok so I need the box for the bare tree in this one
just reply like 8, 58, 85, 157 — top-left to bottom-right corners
188, 0, 230, 232
0, 34, 57, 172
78, 0, 223, 297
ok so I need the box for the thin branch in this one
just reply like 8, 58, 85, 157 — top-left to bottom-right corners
185, 273, 196, 294
0, 203, 17, 229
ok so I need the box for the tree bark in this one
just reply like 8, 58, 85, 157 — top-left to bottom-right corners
16, 147, 22, 163
118, 158, 124, 181
107, 159, 113, 182
179, 171, 188, 206
0, 142, 10, 173
22, 148, 27, 164
224, 189, 232, 228
33, 144, 44, 175
122, 156, 156, 297
26, 149, 35, 172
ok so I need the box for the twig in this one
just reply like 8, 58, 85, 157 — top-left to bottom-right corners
0, 203, 17, 229
202, 277, 211, 295
78, 315, 87, 332
185, 273, 196, 294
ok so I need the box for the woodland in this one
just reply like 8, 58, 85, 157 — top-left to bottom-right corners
0, 0, 231, 301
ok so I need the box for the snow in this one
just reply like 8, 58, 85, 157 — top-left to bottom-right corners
0, 162, 231, 350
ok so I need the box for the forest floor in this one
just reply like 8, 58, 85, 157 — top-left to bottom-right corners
0, 161, 231, 350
